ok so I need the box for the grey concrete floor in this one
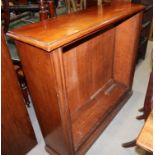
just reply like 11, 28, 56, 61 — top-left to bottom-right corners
27, 41, 153, 155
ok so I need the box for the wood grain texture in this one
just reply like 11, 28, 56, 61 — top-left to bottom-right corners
52, 49, 75, 155
7, 2, 144, 51
63, 28, 115, 115
1, 31, 37, 155
137, 112, 153, 152
72, 82, 128, 150
9, 3, 144, 154
76, 91, 132, 155
113, 12, 143, 88
15, 42, 73, 155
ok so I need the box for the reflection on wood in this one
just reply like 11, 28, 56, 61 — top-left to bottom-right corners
1, 30, 37, 155
7, 2, 144, 155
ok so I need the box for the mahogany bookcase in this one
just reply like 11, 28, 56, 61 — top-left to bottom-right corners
8, 2, 144, 155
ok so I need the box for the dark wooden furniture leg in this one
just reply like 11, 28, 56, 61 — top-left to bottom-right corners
143, 72, 153, 120
14, 61, 31, 107
2, 0, 31, 107
2, 0, 10, 33
136, 107, 145, 120
138, 107, 144, 112
136, 114, 145, 120
122, 72, 153, 148
136, 72, 153, 120
39, 0, 48, 20
122, 140, 136, 148
48, 0, 56, 18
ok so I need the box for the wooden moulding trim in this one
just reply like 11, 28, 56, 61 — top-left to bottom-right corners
7, 7, 144, 52
51, 49, 74, 154
45, 145, 59, 155
76, 90, 133, 155
72, 83, 128, 148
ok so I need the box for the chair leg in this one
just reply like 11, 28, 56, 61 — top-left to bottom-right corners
76, 0, 85, 11
98, 0, 102, 6
122, 139, 136, 148
136, 114, 145, 120
138, 107, 144, 112
2, 0, 10, 33
83, 0, 86, 9
14, 63, 31, 107
65, 0, 71, 13
79, 0, 83, 10
70, 0, 77, 12
21, 84, 31, 107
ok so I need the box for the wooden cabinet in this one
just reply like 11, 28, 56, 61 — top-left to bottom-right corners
7, 2, 144, 155
132, 0, 153, 59
2, 30, 37, 155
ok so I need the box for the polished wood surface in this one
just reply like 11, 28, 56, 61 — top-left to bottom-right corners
7, 2, 144, 51
72, 81, 128, 150
137, 112, 153, 152
1, 30, 37, 155
63, 28, 115, 115
114, 12, 142, 88
15, 43, 74, 155
8, 3, 144, 155
77, 91, 132, 155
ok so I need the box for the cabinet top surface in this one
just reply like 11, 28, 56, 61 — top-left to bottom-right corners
7, 2, 144, 52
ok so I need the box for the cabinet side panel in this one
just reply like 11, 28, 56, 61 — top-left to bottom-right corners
2, 32, 37, 155
15, 42, 72, 155
113, 12, 143, 88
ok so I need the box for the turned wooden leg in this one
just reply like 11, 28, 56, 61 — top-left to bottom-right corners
122, 139, 136, 148
21, 84, 31, 107
14, 63, 31, 107
70, 0, 77, 12
39, 0, 48, 21
48, 1, 56, 18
